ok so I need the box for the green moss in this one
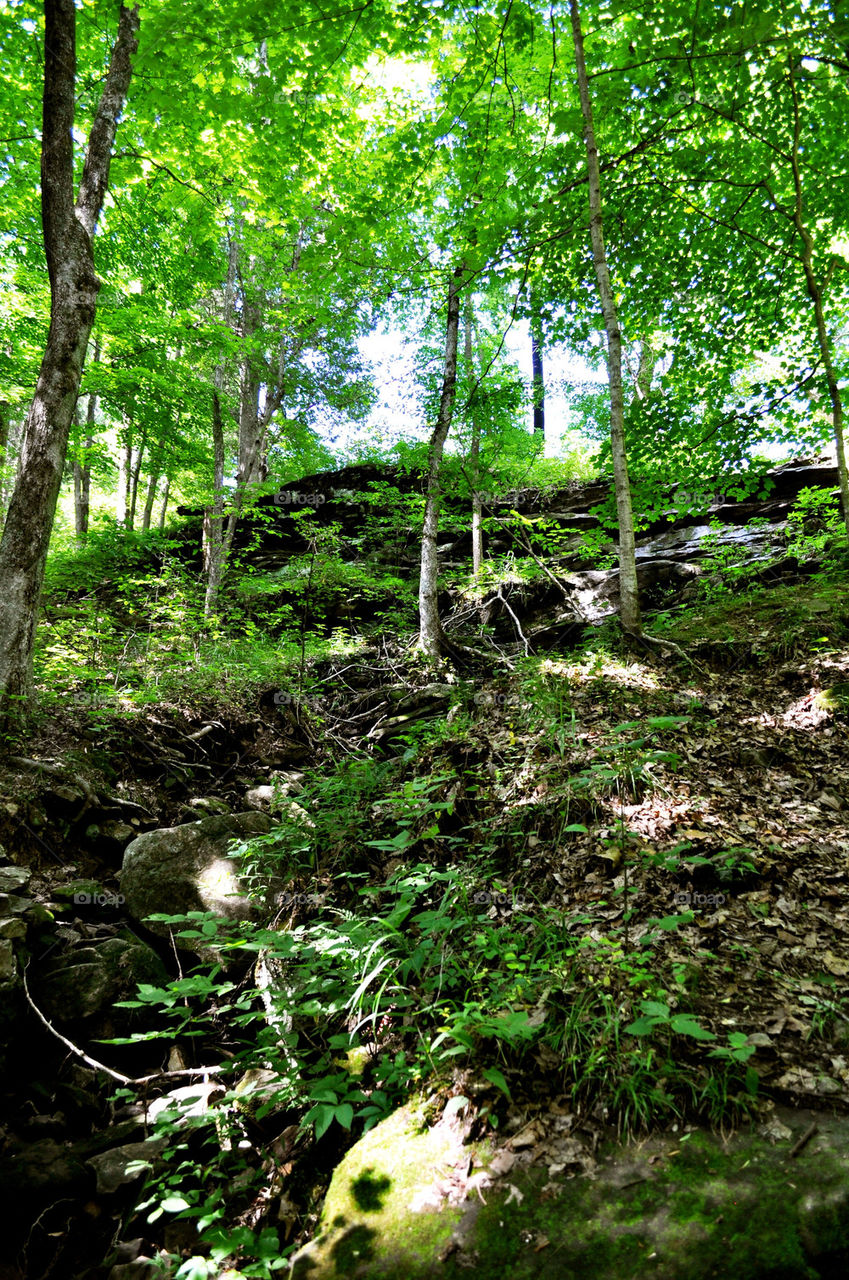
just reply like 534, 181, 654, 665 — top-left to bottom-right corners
297, 1109, 849, 1280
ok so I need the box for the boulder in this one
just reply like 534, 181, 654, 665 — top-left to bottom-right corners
32, 935, 168, 1024
292, 1104, 849, 1280
87, 1137, 167, 1196
121, 811, 272, 937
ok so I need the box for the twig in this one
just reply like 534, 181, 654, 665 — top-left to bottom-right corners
23, 966, 134, 1084
23, 965, 224, 1088
496, 588, 531, 656
627, 630, 707, 673
788, 1121, 818, 1159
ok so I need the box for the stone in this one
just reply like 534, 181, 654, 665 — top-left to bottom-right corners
0, 865, 31, 894
292, 1104, 849, 1280
0, 938, 16, 982
32, 936, 168, 1024
107, 1259, 163, 1280
87, 1138, 167, 1195
245, 784, 276, 809
188, 796, 231, 815
0, 1138, 91, 1210
120, 811, 272, 939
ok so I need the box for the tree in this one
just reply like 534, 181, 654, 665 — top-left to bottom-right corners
0, 1, 139, 706
418, 267, 463, 658
569, 0, 641, 637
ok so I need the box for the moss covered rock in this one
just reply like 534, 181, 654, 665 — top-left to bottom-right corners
292, 1106, 849, 1279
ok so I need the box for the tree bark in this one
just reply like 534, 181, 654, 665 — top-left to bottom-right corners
0, 0, 139, 704
117, 425, 132, 527
73, 404, 92, 543
74, 343, 98, 543
634, 340, 653, 402
530, 296, 546, 438
204, 238, 239, 615
787, 60, 849, 539
141, 472, 158, 531
0, 400, 10, 521
569, 0, 642, 637
128, 427, 146, 530
417, 267, 463, 658
158, 476, 170, 529
465, 302, 484, 578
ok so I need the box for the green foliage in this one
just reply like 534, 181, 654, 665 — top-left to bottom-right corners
785, 485, 845, 569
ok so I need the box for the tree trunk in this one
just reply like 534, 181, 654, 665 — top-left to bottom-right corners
634, 340, 653, 401
141, 472, 158, 531
0, 0, 139, 705
465, 303, 483, 578
158, 476, 170, 529
204, 238, 238, 615
787, 60, 849, 539
73, 405, 92, 543
530, 297, 546, 438
74, 347, 98, 542
569, 0, 642, 637
0, 400, 10, 521
128, 428, 146, 530
418, 267, 463, 658
117, 427, 132, 526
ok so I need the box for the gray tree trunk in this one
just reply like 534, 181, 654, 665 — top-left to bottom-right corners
74, 349, 98, 542
530, 296, 545, 437
465, 303, 483, 578
418, 267, 463, 658
787, 62, 849, 539
158, 476, 170, 530
204, 241, 238, 615
570, 0, 642, 637
0, 400, 11, 522
117, 429, 132, 527
141, 473, 158, 531
0, 0, 139, 705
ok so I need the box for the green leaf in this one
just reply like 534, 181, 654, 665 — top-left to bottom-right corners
669, 1015, 716, 1040
161, 1195, 192, 1213
482, 1066, 512, 1099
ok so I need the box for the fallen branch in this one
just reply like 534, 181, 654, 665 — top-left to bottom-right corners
23, 966, 224, 1089
496, 588, 531, 657
788, 1121, 818, 1159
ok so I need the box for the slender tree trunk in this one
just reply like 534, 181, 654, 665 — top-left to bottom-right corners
0, 400, 10, 521
569, 0, 641, 636
117, 427, 132, 526
530, 295, 546, 438
141, 472, 158, 530
204, 240, 238, 615
465, 303, 483, 578
787, 61, 849, 539
0, 0, 139, 705
128, 428, 146, 529
418, 267, 463, 657
634, 340, 653, 401
74, 347, 98, 542
73, 405, 92, 543
158, 476, 170, 529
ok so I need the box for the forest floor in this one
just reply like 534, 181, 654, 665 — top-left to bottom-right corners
2, 566, 848, 1276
